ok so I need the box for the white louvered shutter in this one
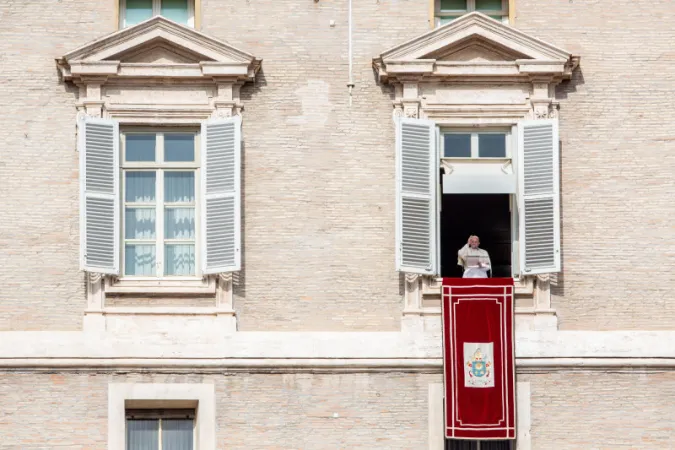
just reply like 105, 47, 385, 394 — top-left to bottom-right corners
78, 117, 120, 274
395, 117, 439, 275
517, 119, 561, 275
201, 116, 241, 274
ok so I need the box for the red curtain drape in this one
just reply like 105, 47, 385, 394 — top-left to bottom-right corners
442, 278, 516, 440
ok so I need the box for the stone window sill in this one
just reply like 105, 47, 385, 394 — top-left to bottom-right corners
104, 276, 216, 294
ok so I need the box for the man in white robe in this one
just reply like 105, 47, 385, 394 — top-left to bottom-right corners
457, 235, 491, 278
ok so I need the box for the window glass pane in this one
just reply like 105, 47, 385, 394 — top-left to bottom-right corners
475, 0, 503, 11
126, 134, 156, 162
165, 244, 196, 276
126, 419, 159, 450
165, 172, 195, 203
125, 208, 156, 239
440, 0, 467, 11
443, 134, 471, 157
126, 172, 156, 203
161, 0, 189, 24
488, 15, 505, 21
165, 208, 195, 239
125, 244, 156, 276
478, 133, 506, 158
124, 0, 154, 27
164, 134, 195, 162
438, 16, 460, 25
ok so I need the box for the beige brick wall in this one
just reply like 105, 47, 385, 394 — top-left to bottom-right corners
0, 1, 118, 331
0, 0, 673, 331
0, 371, 435, 449
201, 0, 431, 331
524, 371, 675, 449
514, 0, 675, 329
3, 370, 674, 448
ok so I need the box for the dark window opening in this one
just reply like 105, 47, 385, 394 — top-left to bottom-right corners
446, 439, 514, 450
440, 194, 512, 278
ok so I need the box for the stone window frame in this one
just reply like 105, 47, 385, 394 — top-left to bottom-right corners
57, 17, 261, 330
108, 383, 216, 450
428, 382, 531, 450
399, 97, 555, 329
374, 12, 579, 331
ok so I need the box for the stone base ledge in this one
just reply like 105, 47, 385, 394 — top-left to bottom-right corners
0, 330, 674, 363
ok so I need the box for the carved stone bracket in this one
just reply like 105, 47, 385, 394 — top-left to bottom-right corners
86, 272, 104, 284
217, 272, 233, 283
403, 105, 419, 118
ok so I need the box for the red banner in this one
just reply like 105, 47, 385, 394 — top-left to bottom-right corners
442, 278, 516, 440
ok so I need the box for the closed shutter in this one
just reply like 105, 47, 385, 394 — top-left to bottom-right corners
201, 116, 241, 274
78, 117, 120, 274
517, 119, 561, 275
395, 117, 439, 275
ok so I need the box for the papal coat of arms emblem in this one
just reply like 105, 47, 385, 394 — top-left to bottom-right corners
463, 342, 495, 388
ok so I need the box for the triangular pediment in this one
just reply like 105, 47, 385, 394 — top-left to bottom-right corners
428, 36, 529, 62
105, 39, 214, 64
373, 12, 578, 82
57, 16, 261, 81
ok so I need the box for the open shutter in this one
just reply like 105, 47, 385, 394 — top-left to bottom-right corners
395, 117, 439, 275
78, 117, 119, 274
517, 119, 561, 275
201, 116, 241, 274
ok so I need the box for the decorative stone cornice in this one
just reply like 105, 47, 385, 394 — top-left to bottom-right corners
56, 16, 261, 84
373, 12, 579, 84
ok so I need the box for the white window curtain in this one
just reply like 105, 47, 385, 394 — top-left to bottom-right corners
125, 171, 157, 276
127, 419, 194, 450
164, 171, 196, 276
162, 419, 194, 450
127, 420, 159, 450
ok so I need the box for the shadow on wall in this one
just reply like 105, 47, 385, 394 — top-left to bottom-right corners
556, 66, 585, 100
233, 68, 269, 306
240, 67, 268, 102
550, 67, 585, 302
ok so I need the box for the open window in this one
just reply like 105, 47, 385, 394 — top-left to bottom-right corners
395, 117, 560, 278
439, 127, 517, 278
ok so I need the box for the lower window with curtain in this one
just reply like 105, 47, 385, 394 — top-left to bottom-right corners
127, 409, 194, 450
446, 440, 514, 450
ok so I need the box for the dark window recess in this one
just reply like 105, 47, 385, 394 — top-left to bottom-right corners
440, 194, 512, 278
446, 440, 514, 450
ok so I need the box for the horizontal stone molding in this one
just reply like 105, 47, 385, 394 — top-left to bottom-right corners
0, 331, 674, 372
1, 358, 675, 373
